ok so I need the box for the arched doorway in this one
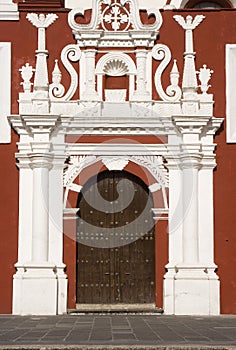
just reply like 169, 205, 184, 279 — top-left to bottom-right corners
76, 170, 155, 305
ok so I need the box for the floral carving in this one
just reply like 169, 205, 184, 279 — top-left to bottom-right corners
26, 13, 58, 29
197, 64, 213, 94
19, 63, 35, 93
102, 1, 130, 31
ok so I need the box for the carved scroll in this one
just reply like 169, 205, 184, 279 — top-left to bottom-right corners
152, 44, 181, 102
49, 44, 81, 101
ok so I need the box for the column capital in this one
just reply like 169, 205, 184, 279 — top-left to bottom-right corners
179, 152, 203, 170
29, 152, 53, 170
51, 154, 67, 169
172, 115, 210, 135
134, 49, 148, 56
9, 114, 61, 137
16, 153, 31, 169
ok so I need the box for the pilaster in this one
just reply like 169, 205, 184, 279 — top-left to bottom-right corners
132, 50, 150, 101
82, 49, 99, 101
11, 115, 68, 315
164, 118, 221, 315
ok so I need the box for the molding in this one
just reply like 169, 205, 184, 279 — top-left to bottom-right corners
0, 1, 19, 20
152, 208, 168, 220
18, 0, 64, 11
65, 143, 171, 156
226, 44, 236, 143
0, 43, 11, 143
9, 114, 61, 137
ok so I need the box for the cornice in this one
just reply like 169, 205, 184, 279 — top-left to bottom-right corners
74, 30, 159, 48
9, 114, 61, 137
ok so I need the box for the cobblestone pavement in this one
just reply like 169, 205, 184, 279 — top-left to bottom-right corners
0, 315, 235, 348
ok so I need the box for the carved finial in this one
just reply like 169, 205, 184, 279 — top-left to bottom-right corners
26, 13, 58, 29
197, 64, 213, 94
173, 15, 205, 31
26, 13, 58, 52
174, 15, 205, 94
52, 59, 62, 84
19, 63, 35, 93
49, 59, 65, 100
26, 12, 58, 97
170, 59, 180, 87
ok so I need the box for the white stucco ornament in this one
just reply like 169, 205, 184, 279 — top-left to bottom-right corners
68, 0, 162, 47
9, 7, 224, 316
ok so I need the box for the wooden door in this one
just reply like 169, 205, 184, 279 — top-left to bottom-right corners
76, 170, 155, 304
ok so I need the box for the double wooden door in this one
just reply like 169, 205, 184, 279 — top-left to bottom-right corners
76, 170, 155, 304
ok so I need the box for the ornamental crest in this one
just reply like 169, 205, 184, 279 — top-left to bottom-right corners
68, 0, 163, 36
102, 0, 130, 31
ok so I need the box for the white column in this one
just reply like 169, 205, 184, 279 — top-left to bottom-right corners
170, 148, 220, 315
164, 158, 183, 314
83, 49, 99, 100
13, 148, 33, 264
13, 147, 59, 315
180, 155, 201, 264
30, 155, 52, 262
198, 158, 220, 315
48, 146, 68, 314
132, 49, 150, 101
198, 165, 215, 265
168, 163, 183, 265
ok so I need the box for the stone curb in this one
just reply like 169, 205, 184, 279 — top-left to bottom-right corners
0, 346, 236, 350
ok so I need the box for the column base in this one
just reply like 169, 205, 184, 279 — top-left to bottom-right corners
164, 265, 220, 315
12, 263, 68, 315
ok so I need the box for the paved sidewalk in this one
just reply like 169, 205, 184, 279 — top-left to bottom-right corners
0, 315, 235, 349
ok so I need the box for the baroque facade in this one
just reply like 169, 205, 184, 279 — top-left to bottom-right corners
0, 0, 235, 315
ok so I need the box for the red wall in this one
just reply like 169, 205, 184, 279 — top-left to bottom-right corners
0, 7, 236, 313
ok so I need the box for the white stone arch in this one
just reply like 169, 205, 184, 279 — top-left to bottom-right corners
95, 52, 137, 101
63, 154, 169, 216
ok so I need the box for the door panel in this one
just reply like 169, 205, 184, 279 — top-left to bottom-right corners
76, 170, 155, 304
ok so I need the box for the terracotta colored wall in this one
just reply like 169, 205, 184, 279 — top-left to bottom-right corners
0, 11, 71, 314
0, 7, 236, 313
0, 133, 18, 313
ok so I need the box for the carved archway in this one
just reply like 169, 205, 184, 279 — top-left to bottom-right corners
63, 154, 169, 216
